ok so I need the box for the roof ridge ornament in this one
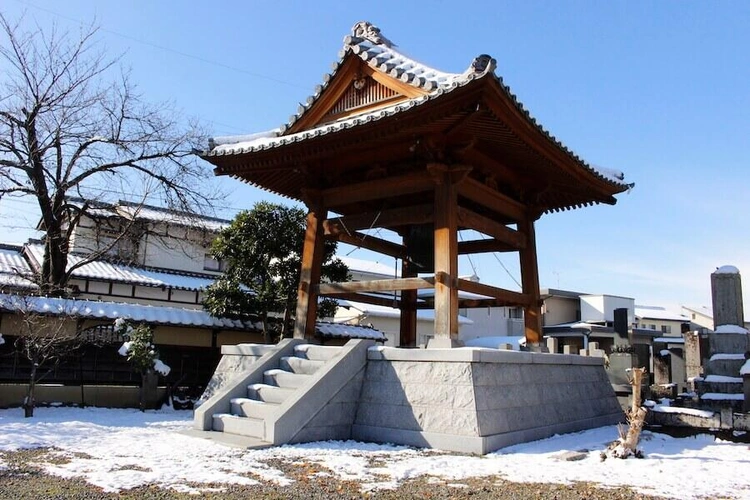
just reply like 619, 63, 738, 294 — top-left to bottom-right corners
351, 21, 392, 47
470, 54, 496, 74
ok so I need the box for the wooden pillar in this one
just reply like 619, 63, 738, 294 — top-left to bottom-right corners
519, 215, 542, 345
399, 245, 418, 347
294, 205, 327, 340
430, 164, 459, 343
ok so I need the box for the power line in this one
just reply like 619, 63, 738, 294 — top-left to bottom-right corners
14, 0, 310, 91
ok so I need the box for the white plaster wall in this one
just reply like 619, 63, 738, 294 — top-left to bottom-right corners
581, 295, 634, 323
542, 296, 579, 326
461, 307, 523, 339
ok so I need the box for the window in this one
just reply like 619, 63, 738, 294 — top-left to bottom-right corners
509, 307, 523, 319
649, 324, 657, 330
692, 313, 696, 320
203, 254, 226, 272
661, 325, 672, 334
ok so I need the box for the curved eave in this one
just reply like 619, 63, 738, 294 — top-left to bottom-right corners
204, 71, 630, 214
481, 75, 631, 197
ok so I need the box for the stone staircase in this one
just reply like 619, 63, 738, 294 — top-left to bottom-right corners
193, 338, 373, 447
211, 344, 340, 439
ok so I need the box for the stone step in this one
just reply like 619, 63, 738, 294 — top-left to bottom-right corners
212, 413, 264, 439
694, 375, 744, 395
280, 355, 325, 375
708, 333, 749, 356
708, 355, 745, 377
294, 344, 341, 361
230, 397, 280, 419
697, 393, 745, 413
247, 383, 296, 404
263, 369, 312, 389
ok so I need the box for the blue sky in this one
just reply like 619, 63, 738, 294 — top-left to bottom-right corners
2, 1, 749, 316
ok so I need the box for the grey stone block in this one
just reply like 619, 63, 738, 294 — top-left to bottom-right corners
360, 380, 407, 405
291, 424, 352, 443
222, 344, 275, 356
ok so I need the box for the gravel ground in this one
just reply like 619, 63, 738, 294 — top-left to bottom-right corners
0, 448, 667, 500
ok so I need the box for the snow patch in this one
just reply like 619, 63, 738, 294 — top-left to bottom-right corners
710, 353, 745, 361
700, 393, 744, 401
463, 336, 526, 350
714, 265, 740, 275
704, 375, 742, 383
1, 407, 750, 499
650, 405, 715, 419
741, 360, 750, 376
153, 359, 171, 376
714, 324, 748, 334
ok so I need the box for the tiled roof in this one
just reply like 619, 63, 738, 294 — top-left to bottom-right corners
25, 244, 216, 291
0, 292, 259, 330
66, 198, 230, 232
0, 245, 37, 290
207, 21, 631, 192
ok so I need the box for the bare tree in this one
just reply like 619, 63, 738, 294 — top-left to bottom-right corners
0, 14, 220, 295
1, 293, 87, 417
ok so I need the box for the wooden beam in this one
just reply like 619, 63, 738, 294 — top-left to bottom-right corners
457, 177, 526, 222
458, 238, 518, 254
325, 204, 433, 233
399, 249, 418, 347
333, 292, 401, 309
433, 166, 460, 340
416, 297, 530, 309
456, 278, 532, 307
325, 229, 408, 259
321, 171, 435, 208
457, 207, 526, 249
519, 217, 542, 345
316, 277, 435, 295
294, 207, 327, 340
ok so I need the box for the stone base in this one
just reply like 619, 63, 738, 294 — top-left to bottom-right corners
354, 347, 623, 454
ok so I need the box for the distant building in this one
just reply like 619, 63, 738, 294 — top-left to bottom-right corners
634, 305, 689, 336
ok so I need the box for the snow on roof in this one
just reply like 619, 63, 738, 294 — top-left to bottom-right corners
589, 164, 626, 184
635, 305, 688, 322
653, 336, 685, 344
66, 198, 230, 232
714, 265, 740, 275
338, 299, 473, 325
315, 322, 386, 341
337, 255, 399, 278
115, 202, 230, 232
682, 305, 713, 318
0, 245, 37, 290
206, 23, 630, 194
714, 324, 748, 334
25, 244, 216, 291
0, 293, 259, 330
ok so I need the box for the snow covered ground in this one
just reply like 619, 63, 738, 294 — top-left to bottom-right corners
1, 406, 749, 498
